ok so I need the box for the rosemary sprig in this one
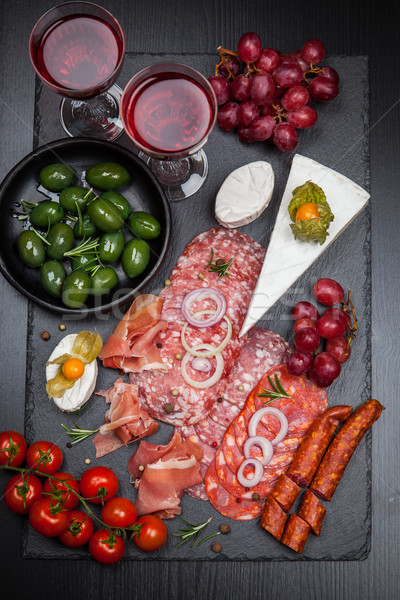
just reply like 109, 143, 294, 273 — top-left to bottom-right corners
17, 199, 38, 221
30, 225, 51, 245
61, 420, 99, 445
206, 248, 234, 280
173, 516, 220, 548
63, 236, 99, 257
258, 374, 292, 404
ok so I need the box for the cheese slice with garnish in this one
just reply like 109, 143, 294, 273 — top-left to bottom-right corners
215, 161, 274, 228
240, 154, 370, 336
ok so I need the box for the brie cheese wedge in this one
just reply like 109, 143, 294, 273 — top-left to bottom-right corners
46, 334, 98, 412
240, 154, 370, 336
215, 161, 274, 228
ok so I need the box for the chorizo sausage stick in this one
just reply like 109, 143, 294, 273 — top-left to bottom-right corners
286, 405, 353, 487
310, 399, 384, 501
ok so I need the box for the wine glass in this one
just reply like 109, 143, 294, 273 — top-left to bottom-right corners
29, 1, 125, 140
120, 63, 218, 201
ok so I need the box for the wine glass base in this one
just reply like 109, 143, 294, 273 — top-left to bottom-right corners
60, 84, 124, 141
139, 149, 209, 201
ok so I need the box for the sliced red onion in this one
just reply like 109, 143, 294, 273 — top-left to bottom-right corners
243, 436, 274, 466
191, 356, 212, 372
248, 407, 288, 446
181, 288, 226, 328
181, 344, 224, 389
181, 314, 232, 357
237, 458, 263, 488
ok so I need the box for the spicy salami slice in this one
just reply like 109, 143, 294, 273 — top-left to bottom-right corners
281, 514, 311, 554
270, 474, 301, 512
260, 495, 288, 540
298, 489, 326, 536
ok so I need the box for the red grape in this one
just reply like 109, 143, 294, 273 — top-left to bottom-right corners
238, 100, 259, 126
231, 75, 251, 101
274, 84, 285, 97
255, 48, 281, 74
326, 336, 351, 364
237, 32, 262, 63
279, 52, 298, 65
293, 49, 310, 72
309, 76, 338, 101
208, 76, 230, 105
250, 73, 275, 104
217, 102, 240, 130
250, 115, 276, 141
292, 301, 319, 322
237, 125, 254, 143
287, 351, 313, 376
317, 312, 348, 339
320, 66, 339, 84
273, 64, 303, 88
322, 307, 351, 327
308, 365, 334, 388
313, 351, 341, 381
293, 327, 321, 353
281, 85, 309, 111
293, 317, 317, 334
286, 105, 318, 129
314, 278, 344, 305
219, 55, 241, 78
261, 103, 277, 117
301, 39, 325, 64
272, 122, 298, 152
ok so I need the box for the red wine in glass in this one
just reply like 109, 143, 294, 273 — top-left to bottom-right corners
29, 2, 125, 140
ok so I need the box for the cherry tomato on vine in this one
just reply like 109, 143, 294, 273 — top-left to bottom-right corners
29, 498, 70, 537
0, 430, 27, 467
101, 496, 137, 528
295, 202, 320, 222
26, 441, 63, 475
79, 466, 119, 504
62, 357, 85, 380
43, 472, 80, 510
89, 529, 125, 564
133, 514, 167, 552
4, 473, 42, 514
58, 510, 94, 548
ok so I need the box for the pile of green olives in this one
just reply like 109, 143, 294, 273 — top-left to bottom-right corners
17, 161, 162, 309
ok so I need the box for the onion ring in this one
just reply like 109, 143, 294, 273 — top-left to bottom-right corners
181, 288, 226, 328
237, 458, 264, 488
181, 344, 224, 389
243, 436, 274, 466
248, 407, 289, 445
181, 313, 232, 357
191, 357, 212, 372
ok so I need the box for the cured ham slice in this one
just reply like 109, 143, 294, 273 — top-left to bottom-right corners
99, 294, 168, 373
129, 432, 203, 519
93, 378, 158, 458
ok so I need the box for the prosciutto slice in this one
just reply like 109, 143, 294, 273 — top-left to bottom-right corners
99, 294, 168, 373
129, 432, 203, 519
93, 378, 158, 458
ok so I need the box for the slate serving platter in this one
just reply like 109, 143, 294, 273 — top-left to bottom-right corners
22, 53, 370, 560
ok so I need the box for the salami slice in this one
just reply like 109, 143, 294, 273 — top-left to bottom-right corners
260, 495, 288, 540
188, 227, 266, 262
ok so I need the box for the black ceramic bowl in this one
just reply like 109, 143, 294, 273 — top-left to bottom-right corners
0, 138, 171, 315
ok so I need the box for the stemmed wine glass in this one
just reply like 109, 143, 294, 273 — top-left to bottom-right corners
120, 63, 218, 201
29, 1, 125, 140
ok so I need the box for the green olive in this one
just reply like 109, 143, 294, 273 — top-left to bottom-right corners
101, 191, 132, 220
46, 223, 75, 260
62, 270, 91, 309
70, 253, 97, 271
121, 238, 150, 278
30, 201, 64, 228
87, 197, 124, 232
40, 260, 66, 298
90, 267, 118, 296
59, 186, 94, 214
73, 213, 99, 239
98, 231, 125, 264
85, 162, 130, 191
39, 163, 76, 192
128, 211, 161, 240
17, 230, 46, 267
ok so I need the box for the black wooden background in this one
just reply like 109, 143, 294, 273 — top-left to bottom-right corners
0, 1, 398, 599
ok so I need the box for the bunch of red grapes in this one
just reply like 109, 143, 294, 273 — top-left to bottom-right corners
208, 32, 339, 152
287, 278, 357, 387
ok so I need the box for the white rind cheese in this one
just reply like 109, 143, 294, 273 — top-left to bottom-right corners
240, 154, 370, 336
215, 161, 275, 228
46, 334, 98, 412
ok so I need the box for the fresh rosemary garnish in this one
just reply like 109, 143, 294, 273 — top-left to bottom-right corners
258, 374, 292, 404
30, 225, 51, 245
17, 200, 38, 221
206, 248, 234, 280
63, 236, 99, 257
173, 516, 220, 548
61, 420, 99, 445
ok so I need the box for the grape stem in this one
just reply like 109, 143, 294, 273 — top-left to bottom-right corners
343, 288, 358, 352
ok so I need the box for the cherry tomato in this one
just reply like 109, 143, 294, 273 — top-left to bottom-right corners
133, 515, 167, 552
26, 441, 63, 476
43, 472, 80, 510
29, 498, 70, 537
79, 466, 119, 504
295, 202, 320, 222
58, 510, 94, 548
4, 473, 42, 514
101, 497, 137, 528
89, 529, 125, 564
0, 430, 27, 467
62, 357, 85, 380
